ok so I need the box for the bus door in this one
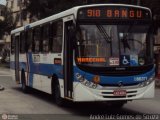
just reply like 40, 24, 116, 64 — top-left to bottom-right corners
15, 33, 20, 84
63, 16, 75, 99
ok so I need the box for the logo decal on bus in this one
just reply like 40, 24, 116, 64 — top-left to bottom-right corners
120, 55, 130, 66
130, 55, 138, 66
139, 58, 145, 65
109, 57, 119, 66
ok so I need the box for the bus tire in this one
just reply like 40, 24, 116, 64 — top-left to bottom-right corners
156, 79, 160, 87
52, 77, 64, 106
21, 71, 29, 93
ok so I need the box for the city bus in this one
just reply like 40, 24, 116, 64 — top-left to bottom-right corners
10, 4, 155, 107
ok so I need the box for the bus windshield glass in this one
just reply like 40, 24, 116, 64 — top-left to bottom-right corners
75, 23, 153, 67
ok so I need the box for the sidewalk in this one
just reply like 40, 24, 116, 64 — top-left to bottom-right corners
0, 64, 11, 76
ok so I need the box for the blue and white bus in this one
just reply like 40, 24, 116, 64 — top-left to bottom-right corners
10, 4, 155, 107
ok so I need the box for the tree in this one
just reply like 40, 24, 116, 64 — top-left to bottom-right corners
0, 7, 14, 39
25, 0, 83, 20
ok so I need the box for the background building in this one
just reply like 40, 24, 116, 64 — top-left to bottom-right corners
0, 7, 5, 45
0, 3, 7, 60
0, 0, 28, 62
7, 0, 29, 27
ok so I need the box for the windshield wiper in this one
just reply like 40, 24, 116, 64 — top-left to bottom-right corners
96, 25, 111, 43
96, 25, 113, 55
121, 24, 135, 53
121, 36, 131, 53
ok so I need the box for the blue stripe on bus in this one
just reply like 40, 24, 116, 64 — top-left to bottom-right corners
74, 67, 155, 85
10, 62, 64, 78
10, 60, 154, 86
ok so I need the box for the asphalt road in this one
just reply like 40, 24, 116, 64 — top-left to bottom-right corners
0, 68, 160, 120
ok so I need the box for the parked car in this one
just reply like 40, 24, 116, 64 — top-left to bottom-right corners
0, 56, 2, 62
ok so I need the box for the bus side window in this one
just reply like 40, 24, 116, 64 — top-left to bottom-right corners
25, 32, 28, 52
26, 30, 33, 52
11, 35, 15, 54
20, 32, 25, 53
42, 24, 49, 53
33, 27, 41, 53
52, 20, 63, 53
49, 23, 53, 52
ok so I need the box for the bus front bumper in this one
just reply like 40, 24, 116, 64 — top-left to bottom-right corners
73, 81, 155, 102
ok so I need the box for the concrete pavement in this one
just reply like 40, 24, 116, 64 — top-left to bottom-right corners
0, 67, 160, 120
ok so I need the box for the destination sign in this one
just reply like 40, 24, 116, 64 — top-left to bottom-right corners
78, 6, 151, 20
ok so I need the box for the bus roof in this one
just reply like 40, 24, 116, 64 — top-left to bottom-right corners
11, 4, 151, 35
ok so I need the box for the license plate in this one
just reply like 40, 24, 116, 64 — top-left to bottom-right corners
113, 90, 126, 96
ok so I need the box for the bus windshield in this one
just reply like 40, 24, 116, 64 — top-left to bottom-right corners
75, 23, 153, 67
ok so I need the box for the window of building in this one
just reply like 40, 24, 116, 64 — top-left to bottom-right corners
11, 1, 14, 8
17, 0, 21, 6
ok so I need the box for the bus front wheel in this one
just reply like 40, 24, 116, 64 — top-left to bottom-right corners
52, 78, 65, 106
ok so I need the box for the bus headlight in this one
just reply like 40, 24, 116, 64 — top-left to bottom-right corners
76, 73, 98, 89
139, 76, 154, 87
75, 73, 85, 82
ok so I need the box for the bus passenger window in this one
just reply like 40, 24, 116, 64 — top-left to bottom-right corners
33, 27, 41, 53
42, 25, 49, 53
26, 30, 33, 52
52, 21, 63, 53
20, 32, 25, 53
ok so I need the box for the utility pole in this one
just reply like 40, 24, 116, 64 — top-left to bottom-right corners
19, 0, 23, 27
